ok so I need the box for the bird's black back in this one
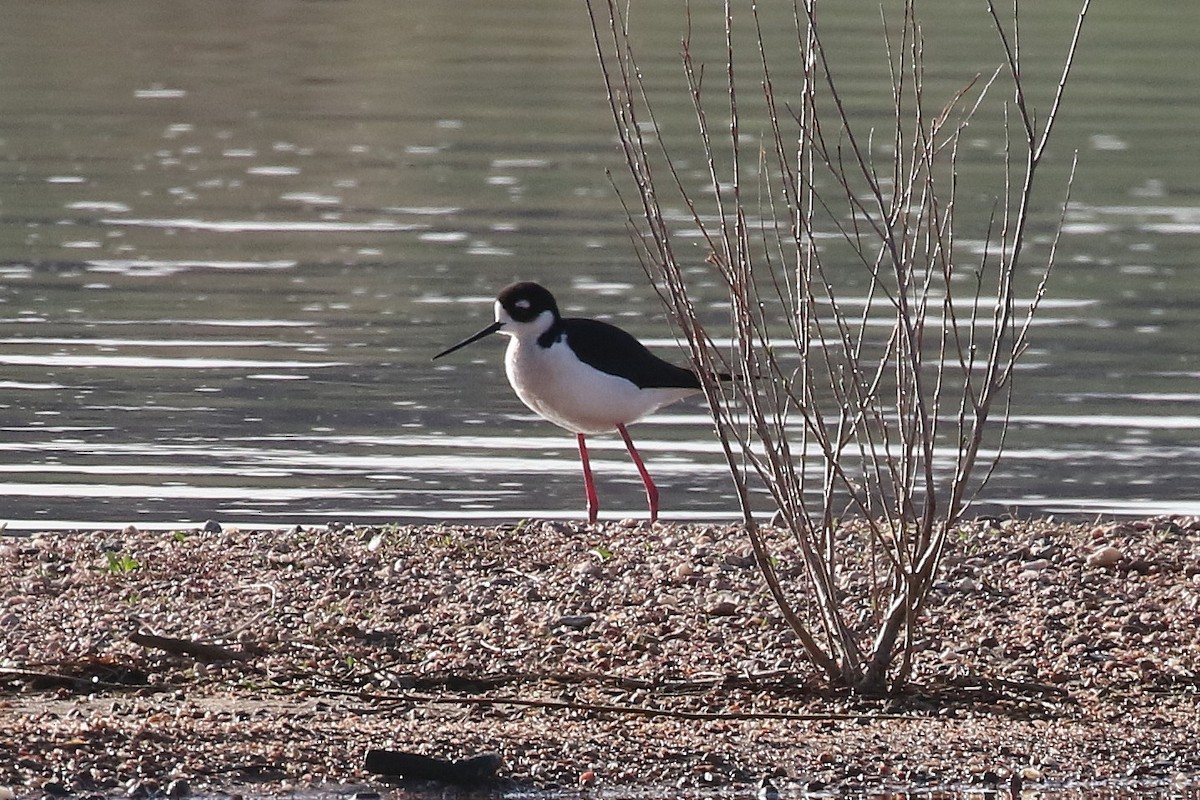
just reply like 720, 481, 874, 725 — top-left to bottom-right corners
549, 318, 701, 390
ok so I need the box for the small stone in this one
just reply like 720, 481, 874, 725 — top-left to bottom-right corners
165, 779, 190, 798
125, 779, 153, 798
707, 599, 738, 617
976, 769, 1001, 786
203, 519, 222, 533
724, 550, 756, 568
955, 577, 980, 592
1087, 545, 1123, 568
572, 561, 602, 579
557, 615, 595, 630
578, 770, 596, 786
1022, 558, 1051, 572
1092, 522, 1134, 539
1125, 558, 1154, 575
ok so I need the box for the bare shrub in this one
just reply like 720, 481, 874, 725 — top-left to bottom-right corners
585, 0, 1091, 693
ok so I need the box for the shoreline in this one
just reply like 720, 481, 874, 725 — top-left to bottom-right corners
2, 517, 1199, 797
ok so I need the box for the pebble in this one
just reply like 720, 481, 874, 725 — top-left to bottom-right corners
572, 561, 602, 578
165, 779, 190, 798
1087, 545, 1123, 568
724, 550, 756, 568
707, 599, 738, 617
125, 779, 154, 798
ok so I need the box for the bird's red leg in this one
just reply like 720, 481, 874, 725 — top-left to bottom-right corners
617, 423, 659, 523
576, 433, 599, 524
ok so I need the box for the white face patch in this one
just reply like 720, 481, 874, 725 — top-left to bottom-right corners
493, 300, 512, 325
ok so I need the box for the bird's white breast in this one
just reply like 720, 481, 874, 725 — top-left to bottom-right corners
504, 335, 696, 434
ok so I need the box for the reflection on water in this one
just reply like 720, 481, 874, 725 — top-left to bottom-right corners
1, 0, 1199, 530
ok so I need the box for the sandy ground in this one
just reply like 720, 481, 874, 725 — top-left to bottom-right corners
2, 516, 1199, 797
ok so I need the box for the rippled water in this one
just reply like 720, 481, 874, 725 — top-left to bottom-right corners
1, 1, 1199, 530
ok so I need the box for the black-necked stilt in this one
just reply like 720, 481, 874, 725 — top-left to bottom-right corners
433, 281, 705, 524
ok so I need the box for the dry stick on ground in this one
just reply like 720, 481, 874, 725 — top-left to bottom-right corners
124, 582, 276, 663
286, 682, 1073, 722
0, 665, 157, 693
129, 632, 250, 663
345, 667, 814, 695
280, 680, 919, 724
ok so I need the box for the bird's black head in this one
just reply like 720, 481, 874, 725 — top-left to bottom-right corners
496, 281, 560, 324
432, 280, 562, 361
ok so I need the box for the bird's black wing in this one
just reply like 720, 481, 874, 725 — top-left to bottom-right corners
560, 318, 701, 389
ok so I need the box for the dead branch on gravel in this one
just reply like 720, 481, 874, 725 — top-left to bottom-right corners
266, 668, 1075, 722
0, 660, 155, 693
129, 631, 251, 663
284, 680, 912, 723
337, 667, 817, 695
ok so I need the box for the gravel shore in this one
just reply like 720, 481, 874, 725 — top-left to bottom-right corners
2, 516, 1199, 797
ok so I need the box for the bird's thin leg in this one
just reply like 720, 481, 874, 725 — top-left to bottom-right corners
617, 423, 658, 523
576, 433, 599, 524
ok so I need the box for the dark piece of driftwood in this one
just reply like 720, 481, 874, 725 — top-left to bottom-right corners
364, 750, 502, 784
0, 664, 150, 692
129, 632, 247, 662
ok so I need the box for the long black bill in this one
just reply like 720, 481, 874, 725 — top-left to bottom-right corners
432, 321, 503, 360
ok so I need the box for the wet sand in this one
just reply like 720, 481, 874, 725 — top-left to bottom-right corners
2, 517, 1198, 797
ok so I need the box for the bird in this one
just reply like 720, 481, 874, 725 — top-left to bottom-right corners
433, 281, 706, 524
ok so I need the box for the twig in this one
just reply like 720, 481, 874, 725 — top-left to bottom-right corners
0, 665, 157, 693
130, 632, 250, 663
278, 679, 918, 723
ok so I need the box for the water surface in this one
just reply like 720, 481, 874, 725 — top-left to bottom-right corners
1, 1, 1199, 529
